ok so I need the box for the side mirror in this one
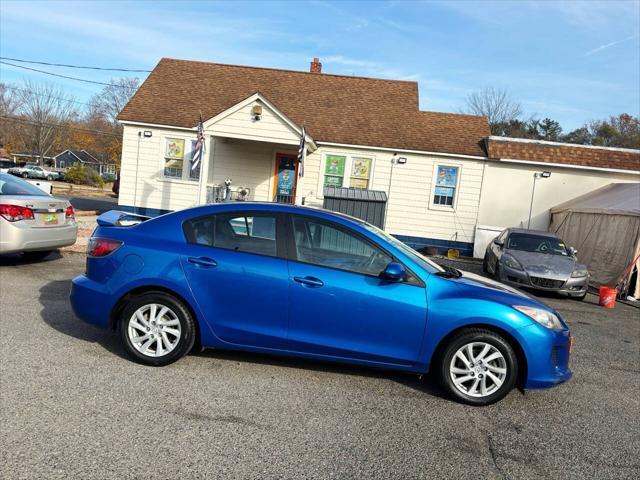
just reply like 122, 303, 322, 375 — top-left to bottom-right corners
568, 247, 578, 256
382, 262, 406, 282
493, 239, 504, 248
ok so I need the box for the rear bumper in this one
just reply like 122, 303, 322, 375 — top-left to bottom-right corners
517, 323, 573, 389
500, 264, 588, 296
0, 219, 77, 254
70, 275, 112, 329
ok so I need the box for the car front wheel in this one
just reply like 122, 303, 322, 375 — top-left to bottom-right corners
439, 328, 518, 406
120, 292, 196, 366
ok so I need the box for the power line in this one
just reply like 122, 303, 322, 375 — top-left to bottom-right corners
6, 85, 95, 108
0, 56, 151, 73
0, 61, 135, 88
1, 115, 120, 137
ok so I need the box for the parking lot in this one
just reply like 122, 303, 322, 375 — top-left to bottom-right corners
1, 252, 638, 479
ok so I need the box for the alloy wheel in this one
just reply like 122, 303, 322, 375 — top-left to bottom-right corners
127, 303, 182, 357
449, 342, 507, 398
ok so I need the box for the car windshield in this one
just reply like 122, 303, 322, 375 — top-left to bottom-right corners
0, 174, 49, 196
507, 233, 569, 256
361, 222, 444, 273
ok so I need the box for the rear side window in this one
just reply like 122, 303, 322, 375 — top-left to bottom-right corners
184, 213, 277, 257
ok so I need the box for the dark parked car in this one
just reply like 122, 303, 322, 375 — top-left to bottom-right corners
483, 228, 589, 299
70, 204, 573, 405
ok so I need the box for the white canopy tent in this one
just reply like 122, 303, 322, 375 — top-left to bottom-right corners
549, 183, 640, 298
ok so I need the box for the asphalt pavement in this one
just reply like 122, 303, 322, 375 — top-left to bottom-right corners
58, 194, 119, 213
0, 253, 638, 479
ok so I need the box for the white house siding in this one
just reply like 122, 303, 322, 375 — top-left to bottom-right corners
301, 146, 486, 248
207, 138, 295, 202
478, 161, 639, 231
119, 124, 201, 213
209, 100, 301, 146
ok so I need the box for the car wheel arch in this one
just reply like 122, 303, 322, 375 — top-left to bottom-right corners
430, 323, 528, 388
109, 285, 202, 349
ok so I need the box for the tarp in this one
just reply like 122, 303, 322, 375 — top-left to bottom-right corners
549, 183, 640, 296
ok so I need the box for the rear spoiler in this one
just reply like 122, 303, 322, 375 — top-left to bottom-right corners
96, 210, 151, 227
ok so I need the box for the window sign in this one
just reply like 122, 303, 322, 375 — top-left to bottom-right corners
163, 137, 200, 181
349, 157, 371, 189
276, 157, 296, 196
323, 155, 346, 187
433, 165, 459, 207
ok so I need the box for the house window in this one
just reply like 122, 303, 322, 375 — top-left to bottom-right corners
59, 161, 65, 169
163, 137, 201, 181
432, 165, 459, 207
323, 155, 346, 187
323, 154, 373, 189
349, 157, 371, 189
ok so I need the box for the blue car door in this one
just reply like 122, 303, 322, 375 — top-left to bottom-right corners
285, 215, 427, 366
181, 211, 290, 349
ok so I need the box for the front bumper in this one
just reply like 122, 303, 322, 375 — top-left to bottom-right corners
0, 219, 77, 254
516, 322, 573, 389
499, 264, 588, 296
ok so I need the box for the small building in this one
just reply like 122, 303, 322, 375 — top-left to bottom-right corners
53, 149, 117, 175
11, 152, 55, 166
116, 57, 640, 256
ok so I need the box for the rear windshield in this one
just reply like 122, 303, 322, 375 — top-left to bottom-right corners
0, 174, 49, 196
507, 233, 569, 256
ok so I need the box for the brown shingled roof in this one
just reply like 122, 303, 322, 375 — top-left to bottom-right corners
118, 58, 489, 157
486, 137, 640, 172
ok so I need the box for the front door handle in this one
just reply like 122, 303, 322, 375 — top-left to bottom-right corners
293, 276, 324, 288
188, 256, 218, 268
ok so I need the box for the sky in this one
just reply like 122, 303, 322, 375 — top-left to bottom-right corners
1, 0, 639, 131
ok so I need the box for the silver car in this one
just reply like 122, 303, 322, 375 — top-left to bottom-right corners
483, 228, 589, 300
0, 173, 77, 259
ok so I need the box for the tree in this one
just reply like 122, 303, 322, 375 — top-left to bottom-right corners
564, 114, 640, 148
14, 80, 78, 164
538, 118, 563, 141
462, 87, 523, 134
0, 83, 24, 152
562, 126, 592, 145
89, 77, 139, 126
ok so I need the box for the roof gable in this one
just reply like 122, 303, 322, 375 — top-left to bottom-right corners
119, 58, 489, 157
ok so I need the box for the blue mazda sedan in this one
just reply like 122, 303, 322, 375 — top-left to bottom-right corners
70, 203, 572, 405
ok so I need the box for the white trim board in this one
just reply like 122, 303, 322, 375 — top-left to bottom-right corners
497, 157, 640, 175
316, 142, 487, 160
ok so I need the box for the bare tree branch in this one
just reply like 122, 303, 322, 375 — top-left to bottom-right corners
462, 87, 523, 134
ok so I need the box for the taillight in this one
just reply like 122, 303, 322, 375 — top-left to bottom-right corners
65, 205, 75, 219
0, 204, 35, 222
87, 238, 123, 257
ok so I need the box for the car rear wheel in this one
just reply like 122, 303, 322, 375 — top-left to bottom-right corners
439, 328, 518, 406
21, 172, 29, 178
120, 292, 196, 366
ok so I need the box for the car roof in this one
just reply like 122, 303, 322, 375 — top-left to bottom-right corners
507, 228, 558, 238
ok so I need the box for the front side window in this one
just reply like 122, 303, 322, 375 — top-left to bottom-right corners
292, 216, 392, 276
432, 165, 459, 207
164, 138, 201, 181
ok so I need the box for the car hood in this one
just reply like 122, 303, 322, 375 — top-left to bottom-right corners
454, 270, 534, 299
506, 249, 575, 279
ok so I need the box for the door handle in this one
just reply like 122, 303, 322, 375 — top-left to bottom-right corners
293, 276, 324, 288
188, 256, 218, 268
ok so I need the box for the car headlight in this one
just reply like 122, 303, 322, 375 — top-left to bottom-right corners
571, 268, 588, 278
502, 254, 523, 271
514, 306, 564, 331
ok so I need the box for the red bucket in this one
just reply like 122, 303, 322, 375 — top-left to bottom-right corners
599, 286, 617, 309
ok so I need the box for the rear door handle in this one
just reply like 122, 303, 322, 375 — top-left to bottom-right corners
188, 256, 218, 268
293, 276, 324, 288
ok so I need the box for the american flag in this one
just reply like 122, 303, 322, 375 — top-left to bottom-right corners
297, 126, 306, 177
191, 115, 205, 171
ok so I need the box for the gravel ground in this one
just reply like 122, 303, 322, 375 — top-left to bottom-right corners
1, 253, 638, 479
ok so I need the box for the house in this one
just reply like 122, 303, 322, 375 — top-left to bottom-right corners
53, 149, 117, 175
117, 57, 639, 256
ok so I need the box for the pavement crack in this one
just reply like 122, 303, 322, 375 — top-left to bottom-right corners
486, 433, 509, 480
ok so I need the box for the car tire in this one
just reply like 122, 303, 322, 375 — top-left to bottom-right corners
46, 175, 53, 180
21, 250, 54, 261
438, 328, 518, 406
119, 292, 196, 366
21, 172, 29, 178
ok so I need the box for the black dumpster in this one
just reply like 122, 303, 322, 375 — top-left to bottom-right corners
322, 187, 388, 228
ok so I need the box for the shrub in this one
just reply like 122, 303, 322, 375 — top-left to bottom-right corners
64, 164, 105, 188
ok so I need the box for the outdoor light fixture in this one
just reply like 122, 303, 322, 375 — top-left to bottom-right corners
527, 171, 552, 228
251, 105, 263, 121
143, 131, 152, 138
396, 156, 408, 164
